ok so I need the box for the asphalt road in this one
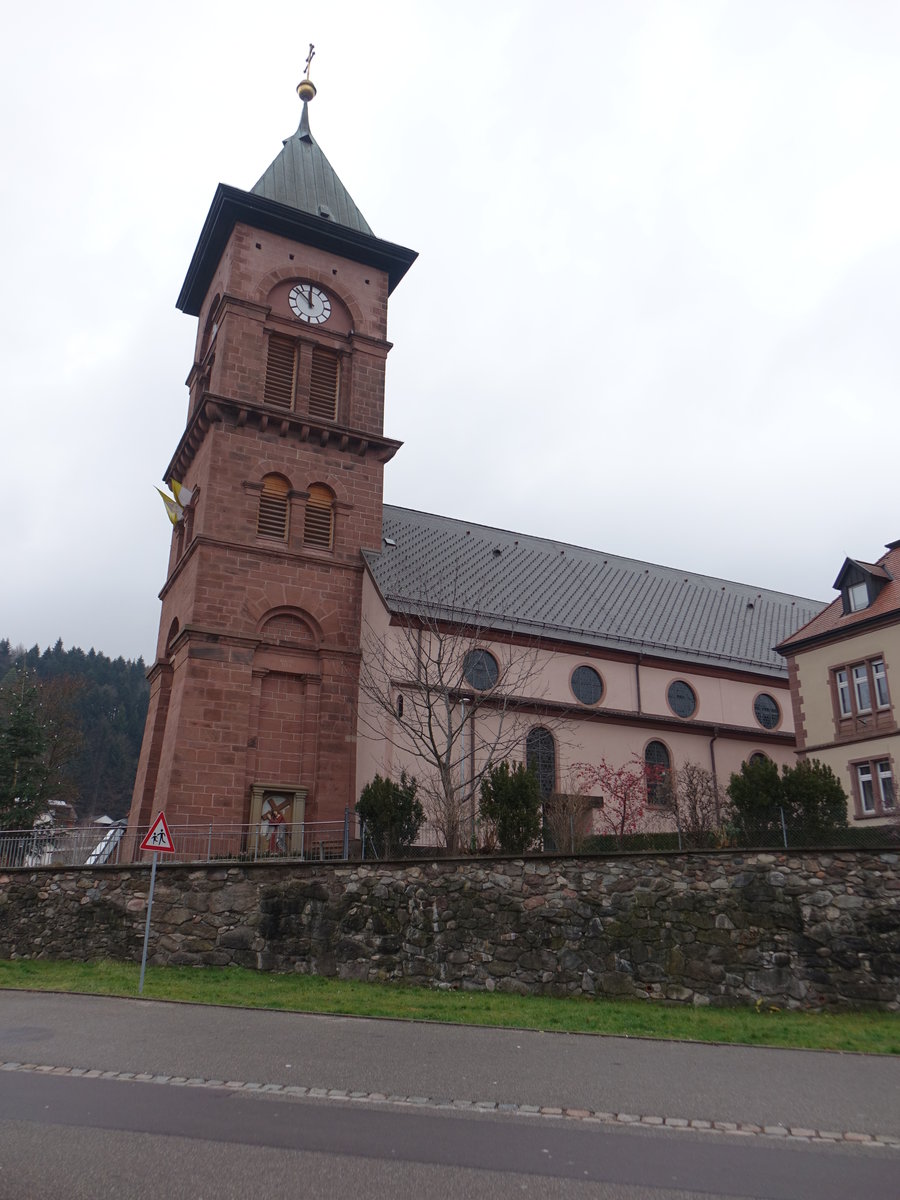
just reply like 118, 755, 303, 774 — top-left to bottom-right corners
1, 992, 897, 1135
0, 992, 898, 1200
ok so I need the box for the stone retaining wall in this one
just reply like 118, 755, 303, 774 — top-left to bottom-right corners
1, 850, 898, 1010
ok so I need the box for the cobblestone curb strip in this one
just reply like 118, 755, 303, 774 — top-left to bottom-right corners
2, 1060, 898, 1149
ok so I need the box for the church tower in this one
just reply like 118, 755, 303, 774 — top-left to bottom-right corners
128, 61, 416, 845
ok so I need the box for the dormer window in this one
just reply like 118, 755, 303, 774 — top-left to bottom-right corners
833, 557, 891, 616
848, 581, 869, 612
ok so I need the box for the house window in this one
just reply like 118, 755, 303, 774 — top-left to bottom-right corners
571, 665, 603, 706
644, 740, 671, 805
873, 659, 890, 708
462, 649, 499, 691
526, 727, 556, 798
832, 657, 891, 732
835, 669, 852, 717
667, 680, 696, 719
855, 759, 895, 816
848, 581, 869, 612
303, 484, 334, 549
263, 335, 340, 420
852, 664, 871, 712
753, 693, 781, 730
257, 474, 290, 540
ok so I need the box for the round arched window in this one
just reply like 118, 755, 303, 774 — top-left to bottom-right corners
667, 680, 697, 719
526, 727, 556, 798
644, 741, 671, 805
748, 751, 769, 766
753, 693, 780, 730
571, 665, 603, 706
462, 649, 499, 691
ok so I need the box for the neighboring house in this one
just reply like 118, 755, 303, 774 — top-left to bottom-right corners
776, 542, 900, 824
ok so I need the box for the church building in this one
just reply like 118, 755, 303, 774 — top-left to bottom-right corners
127, 66, 824, 851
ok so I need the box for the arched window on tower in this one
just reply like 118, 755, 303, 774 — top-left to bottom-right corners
526, 727, 556, 799
257, 474, 290, 540
304, 483, 334, 549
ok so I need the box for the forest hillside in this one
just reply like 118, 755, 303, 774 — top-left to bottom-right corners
0, 639, 149, 823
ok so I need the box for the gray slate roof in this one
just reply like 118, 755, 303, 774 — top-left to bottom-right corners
364, 507, 826, 677
251, 103, 373, 235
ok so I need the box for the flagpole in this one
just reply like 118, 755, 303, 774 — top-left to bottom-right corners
138, 852, 158, 995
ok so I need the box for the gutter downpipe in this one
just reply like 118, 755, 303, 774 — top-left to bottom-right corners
635, 655, 643, 714
709, 728, 721, 824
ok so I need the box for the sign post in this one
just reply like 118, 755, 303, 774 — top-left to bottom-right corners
138, 813, 175, 995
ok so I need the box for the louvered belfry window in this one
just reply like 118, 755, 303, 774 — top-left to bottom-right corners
304, 484, 334, 549
257, 475, 290, 540
263, 335, 296, 409
308, 348, 339, 421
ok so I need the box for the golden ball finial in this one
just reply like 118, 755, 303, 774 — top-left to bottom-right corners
298, 43, 317, 103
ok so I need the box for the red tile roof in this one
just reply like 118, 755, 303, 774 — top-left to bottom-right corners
778, 545, 900, 653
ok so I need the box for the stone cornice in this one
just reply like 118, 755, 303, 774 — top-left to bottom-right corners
164, 392, 402, 481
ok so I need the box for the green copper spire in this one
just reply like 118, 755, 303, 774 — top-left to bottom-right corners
251, 49, 374, 236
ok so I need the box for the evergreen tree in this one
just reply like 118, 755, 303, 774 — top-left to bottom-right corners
357, 773, 424, 858
727, 757, 849, 845
479, 761, 542, 854
0, 671, 50, 830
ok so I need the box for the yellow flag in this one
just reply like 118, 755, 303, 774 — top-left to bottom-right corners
156, 488, 179, 525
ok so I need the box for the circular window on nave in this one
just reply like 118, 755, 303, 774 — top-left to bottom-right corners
753, 693, 781, 730
462, 648, 499, 691
571, 664, 604, 706
667, 680, 697, 719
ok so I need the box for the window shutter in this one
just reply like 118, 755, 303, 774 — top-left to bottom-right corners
257, 476, 289, 540
264, 336, 296, 409
304, 484, 334, 549
308, 348, 339, 420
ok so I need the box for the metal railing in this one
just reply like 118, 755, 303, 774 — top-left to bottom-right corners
0, 813, 359, 869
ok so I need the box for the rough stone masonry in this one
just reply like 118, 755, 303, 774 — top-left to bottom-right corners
0, 850, 897, 1010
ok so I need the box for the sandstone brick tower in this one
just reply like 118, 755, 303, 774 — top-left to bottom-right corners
127, 65, 416, 845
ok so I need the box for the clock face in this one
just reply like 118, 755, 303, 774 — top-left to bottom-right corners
289, 283, 332, 325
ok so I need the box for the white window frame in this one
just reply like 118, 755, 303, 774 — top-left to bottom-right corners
848, 581, 869, 612
872, 658, 890, 709
857, 762, 875, 813
876, 760, 895, 810
852, 663, 871, 713
835, 668, 851, 717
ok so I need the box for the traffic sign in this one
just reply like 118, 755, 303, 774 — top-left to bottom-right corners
139, 812, 175, 855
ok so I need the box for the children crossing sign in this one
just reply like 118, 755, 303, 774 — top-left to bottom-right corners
138, 811, 175, 994
140, 812, 175, 855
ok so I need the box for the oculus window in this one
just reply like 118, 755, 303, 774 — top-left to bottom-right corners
753, 694, 780, 730
571, 665, 603, 706
462, 649, 499, 691
667, 680, 696, 719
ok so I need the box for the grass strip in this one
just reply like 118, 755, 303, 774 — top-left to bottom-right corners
1, 958, 897, 1055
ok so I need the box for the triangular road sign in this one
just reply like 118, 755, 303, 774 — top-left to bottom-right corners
139, 812, 176, 855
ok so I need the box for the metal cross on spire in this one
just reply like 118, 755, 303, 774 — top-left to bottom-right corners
298, 43, 317, 103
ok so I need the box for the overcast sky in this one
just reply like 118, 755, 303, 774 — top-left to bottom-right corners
3, 1, 899, 662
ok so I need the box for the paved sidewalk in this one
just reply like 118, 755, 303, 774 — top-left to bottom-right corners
1, 991, 898, 1141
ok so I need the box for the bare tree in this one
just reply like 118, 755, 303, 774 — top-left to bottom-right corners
357, 605, 562, 853
662, 761, 721, 848
543, 790, 594, 854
